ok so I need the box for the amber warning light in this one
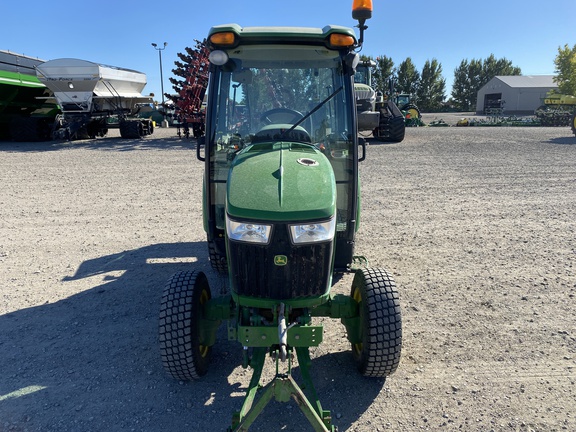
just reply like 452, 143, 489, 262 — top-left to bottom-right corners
210, 32, 236, 46
352, 0, 373, 20
329, 33, 356, 48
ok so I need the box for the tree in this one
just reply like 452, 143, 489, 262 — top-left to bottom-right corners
358, 54, 395, 93
452, 60, 475, 111
553, 44, 576, 96
396, 58, 420, 97
417, 59, 446, 112
481, 54, 521, 84
372, 55, 395, 93
451, 55, 521, 111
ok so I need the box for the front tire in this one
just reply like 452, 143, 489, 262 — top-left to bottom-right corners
350, 268, 402, 377
159, 270, 212, 380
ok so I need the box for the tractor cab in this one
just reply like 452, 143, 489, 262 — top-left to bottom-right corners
201, 24, 363, 285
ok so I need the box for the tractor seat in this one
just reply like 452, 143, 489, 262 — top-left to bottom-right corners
252, 123, 311, 143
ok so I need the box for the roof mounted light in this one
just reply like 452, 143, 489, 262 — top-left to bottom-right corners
328, 33, 356, 48
352, 0, 373, 20
209, 31, 236, 47
352, 0, 372, 46
209, 50, 229, 66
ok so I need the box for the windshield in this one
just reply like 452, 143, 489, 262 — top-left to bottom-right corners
353, 65, 370, 86
208, 45, 354, 148
206, 44, 356, 230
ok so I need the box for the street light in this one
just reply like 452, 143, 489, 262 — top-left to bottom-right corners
151, 42, 168, 127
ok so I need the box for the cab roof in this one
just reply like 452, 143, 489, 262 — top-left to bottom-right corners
208, 24, 357, 47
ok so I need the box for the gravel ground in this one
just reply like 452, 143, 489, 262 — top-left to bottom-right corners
1, 124, 575, 431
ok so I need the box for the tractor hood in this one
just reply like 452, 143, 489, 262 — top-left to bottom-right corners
227, 142, 336, 222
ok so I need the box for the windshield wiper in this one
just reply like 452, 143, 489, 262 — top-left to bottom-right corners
278, 86, 343, 140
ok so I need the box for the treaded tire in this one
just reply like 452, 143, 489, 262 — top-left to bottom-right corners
387, 115, 406, 142
208, 240, 228, 274
10, 117, 51, 142
159, 270, 212, 380
119, 120, 143, 139
350, 268, 402, 377
373, 112, 405, 143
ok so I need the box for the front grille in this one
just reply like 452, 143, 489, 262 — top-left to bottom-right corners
228, 224, 333, 299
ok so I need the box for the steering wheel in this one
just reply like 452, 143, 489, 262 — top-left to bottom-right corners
260, 108, 304, 125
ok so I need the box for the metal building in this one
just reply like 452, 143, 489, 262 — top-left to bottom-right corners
476, 75, 557, 115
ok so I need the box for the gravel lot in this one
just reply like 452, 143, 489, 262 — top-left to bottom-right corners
1, 124, 575, 431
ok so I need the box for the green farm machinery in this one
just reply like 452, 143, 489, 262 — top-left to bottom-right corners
535, 92, 576, 127
0, 50, 60, 141
393, 93, 423, 127
158, 1, 402, 431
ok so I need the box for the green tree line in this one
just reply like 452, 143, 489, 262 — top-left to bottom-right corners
363, 54, 522, 112
170, 41, 576, 114
553, 43, 576, 96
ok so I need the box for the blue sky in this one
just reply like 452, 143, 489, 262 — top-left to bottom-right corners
3, 0, 575, 101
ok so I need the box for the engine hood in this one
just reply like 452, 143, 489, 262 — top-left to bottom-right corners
227, 142, 336, 222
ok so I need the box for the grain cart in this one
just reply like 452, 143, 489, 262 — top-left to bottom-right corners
36, 58, 154, 140
0, 50, 60, 141
354, 59, 406, 142
158, 2, 402, 431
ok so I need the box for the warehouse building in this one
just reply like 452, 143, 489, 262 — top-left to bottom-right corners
476, 75, 557, 115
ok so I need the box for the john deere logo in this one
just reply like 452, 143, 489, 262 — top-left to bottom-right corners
274, 255, 288, 266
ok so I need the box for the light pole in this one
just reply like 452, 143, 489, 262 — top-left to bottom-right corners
151, 42, 168, 127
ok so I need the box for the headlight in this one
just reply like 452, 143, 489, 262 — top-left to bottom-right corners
227, 218, 272, 244
289, 219, 336, 244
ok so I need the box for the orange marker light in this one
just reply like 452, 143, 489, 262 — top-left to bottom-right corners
210, 32, 236, 46
329, 33, 356, 48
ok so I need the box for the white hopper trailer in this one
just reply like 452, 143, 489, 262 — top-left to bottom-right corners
36, 58, 154, 139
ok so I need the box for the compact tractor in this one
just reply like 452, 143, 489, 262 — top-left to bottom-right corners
158, 2, 402, 431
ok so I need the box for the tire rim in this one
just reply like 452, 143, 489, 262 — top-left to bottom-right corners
407, 108, 419, 119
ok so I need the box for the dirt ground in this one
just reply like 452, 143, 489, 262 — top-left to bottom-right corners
1, 123, 575, 432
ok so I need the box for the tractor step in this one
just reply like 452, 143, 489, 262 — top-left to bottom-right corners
350, 255, 369, 271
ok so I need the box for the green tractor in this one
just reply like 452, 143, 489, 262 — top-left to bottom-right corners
393, 93, 423, 127
158, 2, 402, 431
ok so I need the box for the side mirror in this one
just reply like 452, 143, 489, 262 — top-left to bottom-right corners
344, 52, 360, 76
